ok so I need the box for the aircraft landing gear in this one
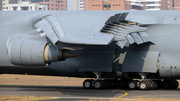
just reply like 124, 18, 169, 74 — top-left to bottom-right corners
94, 80, 104, 89
139, 80, 148, 90
83, 79, 118, 89
83, 72, 120, 89
127, 80, 138, 90
162, 79, 179, 89
83, 72, 179, 90
83, 79, 94, 89
83, 79, 179, 90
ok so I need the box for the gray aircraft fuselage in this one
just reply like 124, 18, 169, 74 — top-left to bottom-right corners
1, 10, 180, 80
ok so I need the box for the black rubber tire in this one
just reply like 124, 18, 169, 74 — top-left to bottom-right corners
118, 80, 127, 89
94, 80, 104, 89
162, 80, 170, 89
102, 80, 109, 89
172, 79, 179, 89
169, 80, 175, 89
113, 80, 119, 88
148, 80, 152, 90
109, 80, 116, 88
175, 80, 179, 89
149, 80, 155, 90
104, 80, 111, 89
139, 80, 149, 90
128, 80, 138, 90
157, 80, 162, 89
153, 80, 158, 90
83, 79, 93, 89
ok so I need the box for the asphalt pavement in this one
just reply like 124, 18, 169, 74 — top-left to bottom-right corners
0, 85, 180, 101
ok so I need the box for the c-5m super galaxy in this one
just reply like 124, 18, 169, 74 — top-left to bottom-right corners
0, 10, 180, 90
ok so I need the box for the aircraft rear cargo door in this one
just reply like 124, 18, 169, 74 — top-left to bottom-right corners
122, 51, 160, 73
79, 50, 115, 72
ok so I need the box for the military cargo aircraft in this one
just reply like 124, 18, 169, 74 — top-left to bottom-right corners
0, 10, 180, 90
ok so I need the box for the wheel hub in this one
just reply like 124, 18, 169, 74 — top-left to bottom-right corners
129, 82, 135, 88
85, 81, 90, 87
163, 82, 168, 87
140, 82, 146, 89
95, 82, 100, 88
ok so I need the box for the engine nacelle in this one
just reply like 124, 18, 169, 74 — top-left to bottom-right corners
8, 39, 47, 66
7, 39, 77, 66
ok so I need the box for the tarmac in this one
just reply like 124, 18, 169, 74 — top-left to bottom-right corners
1, 85, 180, 101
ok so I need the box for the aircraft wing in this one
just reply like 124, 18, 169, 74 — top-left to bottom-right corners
33, 11, 153, 49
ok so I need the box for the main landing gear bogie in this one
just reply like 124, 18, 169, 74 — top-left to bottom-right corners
83, 79, 179, 90
83, 79, 118, 89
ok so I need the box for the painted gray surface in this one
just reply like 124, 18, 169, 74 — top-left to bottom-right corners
123, 51, 160, 73
159, 52, 180, 78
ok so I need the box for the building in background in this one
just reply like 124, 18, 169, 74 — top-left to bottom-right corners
173, 0, 180, 10
84, 0, 89, 10
87, 0, 131, 10
59, 0, 67, 10
68, 0, 84, 10
127, 0, 171, 10
2, 0, 17, 10
1, 0, 180, 10
23, 0, 67, 10
4, 1, 47, 11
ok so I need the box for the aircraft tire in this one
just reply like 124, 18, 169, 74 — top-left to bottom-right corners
139, 80, 149, 90
83, 79, 93, 89
109, 80, 116, 88
102, 80, 109, 89
162, 80, 170, 89
104, 80, 112, 89
172, 79, 179, 89
128, 80, 138, 90
118, 80, 127, 89
153, 80, 158, 90
112, 80, 119, 88
175, 80, 179, 89
157, 80, 162, 89
148, 80, 155, 90
169, 80, 175, 89
94, 80, 104, 89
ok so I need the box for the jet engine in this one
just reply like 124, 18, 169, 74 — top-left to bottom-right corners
7, 39, 78, 66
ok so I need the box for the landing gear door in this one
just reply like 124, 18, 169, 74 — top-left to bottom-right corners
122, 51, 160, 73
